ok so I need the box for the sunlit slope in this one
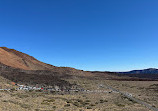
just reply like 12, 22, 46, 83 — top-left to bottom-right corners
0, 47, 55, 70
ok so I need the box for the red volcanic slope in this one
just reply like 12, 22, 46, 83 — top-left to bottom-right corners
0, 47, 92, 76
0, 47, 56, 70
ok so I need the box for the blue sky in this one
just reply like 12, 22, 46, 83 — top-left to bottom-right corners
0, 0, 158, 71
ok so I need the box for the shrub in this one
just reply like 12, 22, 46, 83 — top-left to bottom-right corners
52, 106, 56, 109
2, 100, 8, 102
73, 102, 80, 107
43, 99, 55, 102
85, 100, 90, 102
17, 94, 29, 98
87, 106, 92, 109
20, 103, 30, 109
41, 102, 50, 105
90, 104, 95, 106
64, 104, 70, 107
66, 100, 72, 103
100, 99, 104, 103
115, 102, 125, 107
82, 101, 89, 106
77, 99, 83, 103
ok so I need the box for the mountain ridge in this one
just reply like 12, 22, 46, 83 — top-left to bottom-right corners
117, 68, 158, 74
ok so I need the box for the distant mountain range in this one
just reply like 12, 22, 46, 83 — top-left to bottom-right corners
117, 68, 158, 74
112, 68, 158, 80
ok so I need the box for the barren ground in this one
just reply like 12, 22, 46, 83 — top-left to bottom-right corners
0, 76, 157, 111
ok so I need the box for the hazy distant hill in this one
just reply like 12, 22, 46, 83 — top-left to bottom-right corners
118, 68, 158, 74
112, 68, 158, 80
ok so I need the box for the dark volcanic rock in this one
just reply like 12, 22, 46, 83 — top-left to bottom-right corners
0, 62, 71, 88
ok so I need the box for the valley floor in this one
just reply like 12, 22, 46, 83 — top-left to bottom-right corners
0, 90, 151, 111
0, 78, 157, 111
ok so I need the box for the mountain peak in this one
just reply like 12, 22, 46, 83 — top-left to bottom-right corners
0, 47, 54, 70
146, 68, 157, 70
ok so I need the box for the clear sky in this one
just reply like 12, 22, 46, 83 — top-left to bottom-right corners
0, 0, 158, 71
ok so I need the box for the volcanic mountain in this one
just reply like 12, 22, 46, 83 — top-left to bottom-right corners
0, 47, 88, 76
0, 47, 93, 80
0, 47, 56, 70
0, 47, 85, 87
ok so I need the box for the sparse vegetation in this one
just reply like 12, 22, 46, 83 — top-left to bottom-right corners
99, 99, 108, 103
64, 104, 70, 107
0, 73, 157, 111
43, 99, 55, 102
86, 106, 92, 109
115, 102, 125, 107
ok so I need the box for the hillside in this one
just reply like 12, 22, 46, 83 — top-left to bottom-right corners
0, 47, 92, 77
0, 47, 55, 70
0, 47, 93, 87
